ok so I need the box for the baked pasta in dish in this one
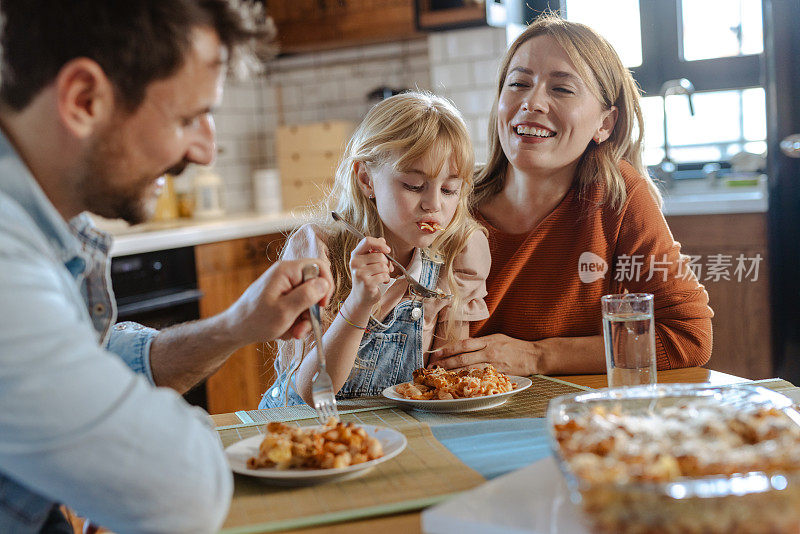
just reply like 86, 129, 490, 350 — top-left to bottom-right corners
395, 365, 517, 400
553, 398, 800, 534
554, 403, 800, 482
247, 420, 383, 470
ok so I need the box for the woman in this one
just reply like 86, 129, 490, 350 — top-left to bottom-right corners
430, 14, 713, 375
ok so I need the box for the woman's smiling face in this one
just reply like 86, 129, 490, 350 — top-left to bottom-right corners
497, 35, 616, 180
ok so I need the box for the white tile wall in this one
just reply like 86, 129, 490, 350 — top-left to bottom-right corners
212, 39, 431, 213
428, 26, 507, 163
210, 26, 505, 213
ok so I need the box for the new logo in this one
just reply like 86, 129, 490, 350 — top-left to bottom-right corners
578, 252, 608, 283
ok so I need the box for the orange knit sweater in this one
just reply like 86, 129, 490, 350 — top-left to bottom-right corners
470, 162, 714, 370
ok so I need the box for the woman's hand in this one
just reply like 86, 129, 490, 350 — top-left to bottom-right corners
429, 335, 607, 376
427, 334, 540, 376
347, 236, 393, 310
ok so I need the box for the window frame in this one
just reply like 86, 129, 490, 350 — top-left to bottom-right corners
630, 0, 763, 96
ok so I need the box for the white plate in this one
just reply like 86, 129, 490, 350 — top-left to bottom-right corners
225, 424, 407, 486
382, 376, 532, 412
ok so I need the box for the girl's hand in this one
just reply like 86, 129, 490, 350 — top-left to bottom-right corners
347, 237, 393, 309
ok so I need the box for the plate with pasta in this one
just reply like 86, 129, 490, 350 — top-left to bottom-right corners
226, 420, 407, 485
382, 365, 532, 412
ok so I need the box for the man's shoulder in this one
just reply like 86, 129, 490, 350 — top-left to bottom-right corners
0, 190, 58, 260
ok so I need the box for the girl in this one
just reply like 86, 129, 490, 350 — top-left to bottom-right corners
260, 91, 490, 408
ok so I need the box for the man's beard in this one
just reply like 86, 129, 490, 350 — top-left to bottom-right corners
77, 130, 187, 225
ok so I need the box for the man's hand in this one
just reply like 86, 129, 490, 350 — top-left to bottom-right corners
427, 334, 539, 376
222, 259, 333, 345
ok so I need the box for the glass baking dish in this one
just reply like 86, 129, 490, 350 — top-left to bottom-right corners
547, 383, 800, 534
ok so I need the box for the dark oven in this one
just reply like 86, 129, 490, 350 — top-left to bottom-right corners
110, 246, 207, 409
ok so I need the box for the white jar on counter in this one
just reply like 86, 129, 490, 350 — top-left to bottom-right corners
193, 166, 225, 219
253, 168, 282, 215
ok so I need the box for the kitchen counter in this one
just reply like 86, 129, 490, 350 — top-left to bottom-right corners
660, 175, 768, 216
101, 178, 768, 256
101, 211, 312, 257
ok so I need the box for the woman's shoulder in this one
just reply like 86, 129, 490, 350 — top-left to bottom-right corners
586, 160, 660, 212
617, 160, 663, 211
618, 160, 651, 190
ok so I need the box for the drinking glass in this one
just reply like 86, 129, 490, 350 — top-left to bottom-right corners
601, 293, 657, 387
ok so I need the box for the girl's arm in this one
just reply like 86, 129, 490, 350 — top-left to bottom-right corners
293, 236, 392, 403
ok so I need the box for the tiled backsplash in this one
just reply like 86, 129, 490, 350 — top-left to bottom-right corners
209, 26, 505, 213
428, 26, 506, 165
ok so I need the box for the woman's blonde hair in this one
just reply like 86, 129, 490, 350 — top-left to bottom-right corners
472, 13, 660, 211
276, 91, 483, 376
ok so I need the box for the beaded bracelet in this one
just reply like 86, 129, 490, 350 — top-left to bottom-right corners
339, 306, 369, 333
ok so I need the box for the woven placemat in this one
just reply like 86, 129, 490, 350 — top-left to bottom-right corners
219, 409, 485, 533
410, 375, 591, 424
227, 375, 591, 429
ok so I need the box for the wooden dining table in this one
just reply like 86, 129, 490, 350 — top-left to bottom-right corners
211, 367, 752, 534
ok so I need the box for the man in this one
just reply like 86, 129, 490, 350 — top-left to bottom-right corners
0, 2, 332, 532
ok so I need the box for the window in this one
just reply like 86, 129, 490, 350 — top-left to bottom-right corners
681, 0, 763, 61
559, 0, 643, 68
563, 0, 765, 165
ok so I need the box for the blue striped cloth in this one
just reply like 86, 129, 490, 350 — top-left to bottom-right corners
430, 418, 552, 479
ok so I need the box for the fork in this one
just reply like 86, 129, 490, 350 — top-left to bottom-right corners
302, 263, 340, 424
331, 211, 452, 301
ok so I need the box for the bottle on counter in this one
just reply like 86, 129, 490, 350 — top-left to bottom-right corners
152, 174, 179, 221
253, 168, 282, 215
193, 166, 225, 219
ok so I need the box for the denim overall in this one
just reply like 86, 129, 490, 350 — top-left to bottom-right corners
260, 251, 442, 408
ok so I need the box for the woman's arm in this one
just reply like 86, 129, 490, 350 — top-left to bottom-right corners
428, 333, 605, 375
611, 166, 713, 369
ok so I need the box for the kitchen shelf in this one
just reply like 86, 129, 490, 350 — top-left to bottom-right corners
416, 0, 487, 31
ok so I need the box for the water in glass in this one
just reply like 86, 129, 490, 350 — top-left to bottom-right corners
601, 294, 657, 387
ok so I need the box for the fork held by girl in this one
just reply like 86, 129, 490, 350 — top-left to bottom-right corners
260, 91, 491, 408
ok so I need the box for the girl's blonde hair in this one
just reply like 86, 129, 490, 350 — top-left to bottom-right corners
473, 13, 661, 211
276, 90, 483, 375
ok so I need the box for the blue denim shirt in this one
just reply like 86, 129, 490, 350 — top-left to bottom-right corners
260, 254, 441, 408
0, 132, 231, 533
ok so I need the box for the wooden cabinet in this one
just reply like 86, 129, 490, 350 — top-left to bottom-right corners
416, 0, 487, 31
666, 213, 772, 379
266, 0, 422, 54
195, 233, 286, 414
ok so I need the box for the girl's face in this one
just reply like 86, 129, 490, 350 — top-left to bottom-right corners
497, 35, 616, 181
358, 149, 463, 260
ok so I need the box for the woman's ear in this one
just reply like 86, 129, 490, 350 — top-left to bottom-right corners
354, 161, 375, 199
55, 58, 115, 140
595, 106, 618, 144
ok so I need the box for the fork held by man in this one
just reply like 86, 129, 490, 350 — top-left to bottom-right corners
302, 263, 340, 423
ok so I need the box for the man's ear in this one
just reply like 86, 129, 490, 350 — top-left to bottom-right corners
354, 161, 374, 198
55, 58, 116, 139
595, 105, 618, 144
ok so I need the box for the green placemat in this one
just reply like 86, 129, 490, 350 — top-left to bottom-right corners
219, 409, 485, 533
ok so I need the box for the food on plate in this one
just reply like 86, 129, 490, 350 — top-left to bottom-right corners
247, 420, 383, 470
395, 365, 517, 400
418, 221, 444, 233
553, 398, 800, 533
